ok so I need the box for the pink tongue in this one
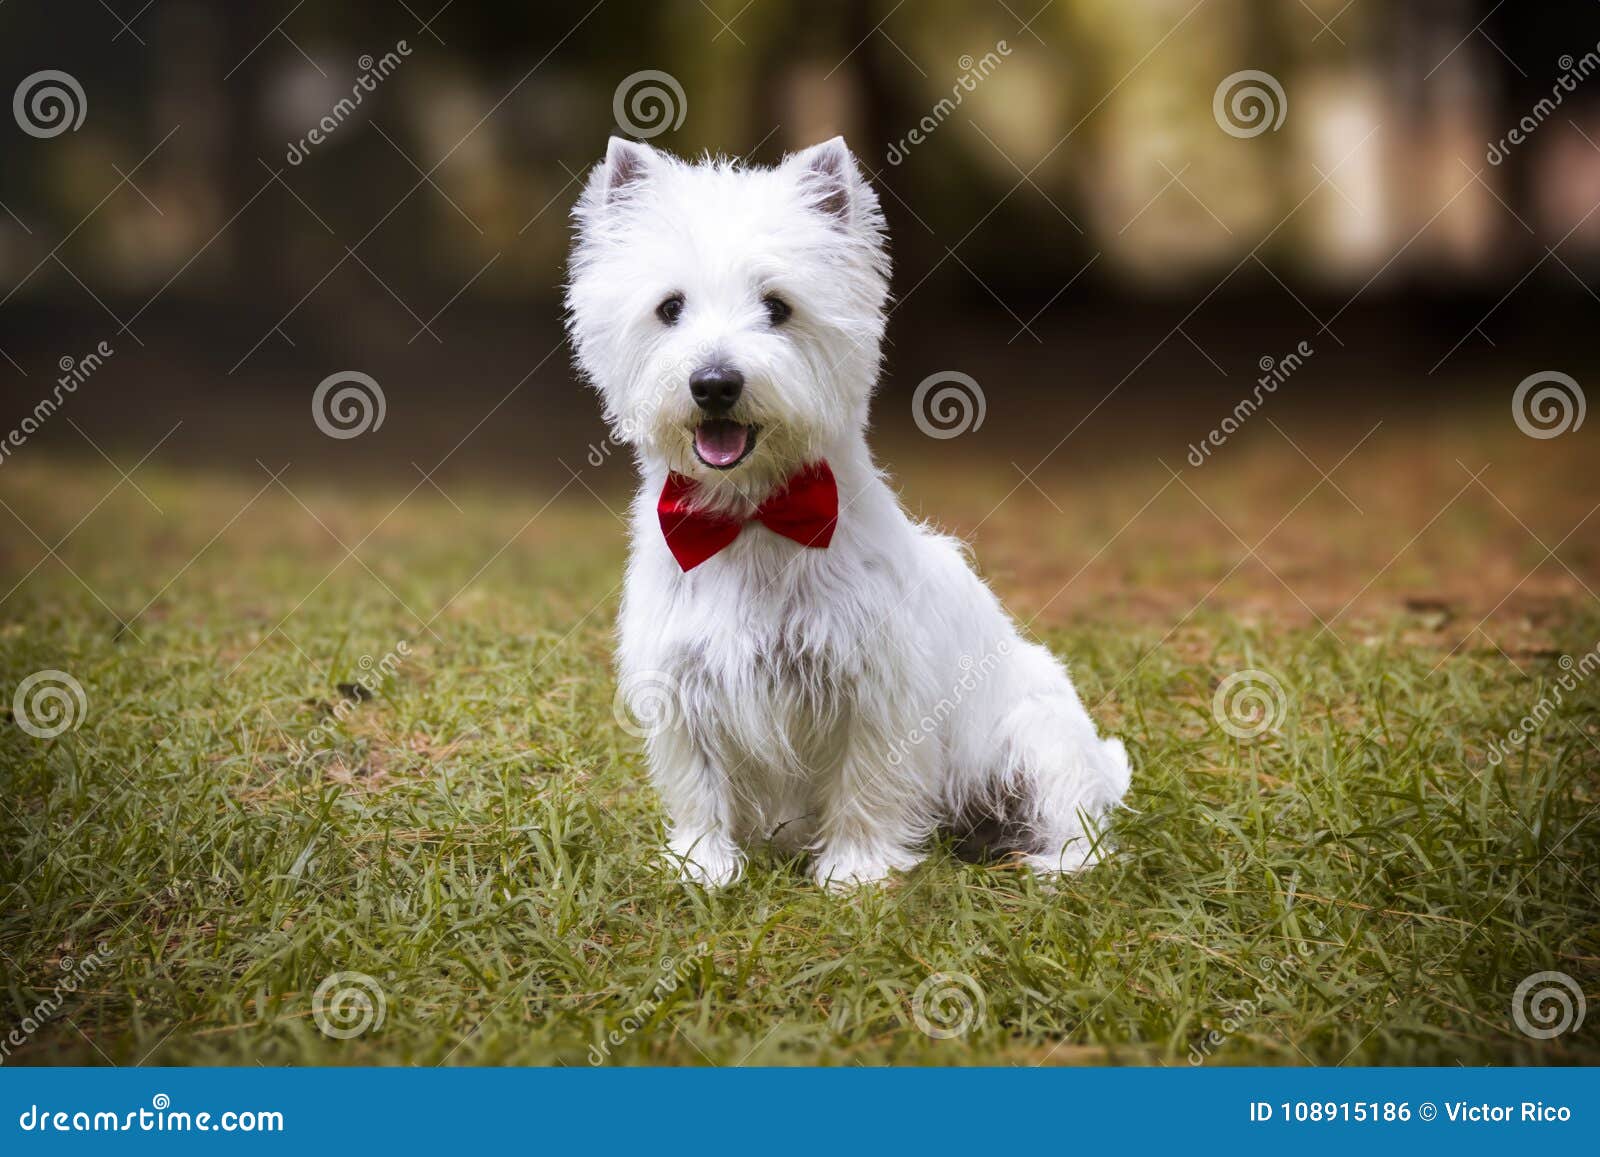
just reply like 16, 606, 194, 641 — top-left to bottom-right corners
694, 421, 750, 467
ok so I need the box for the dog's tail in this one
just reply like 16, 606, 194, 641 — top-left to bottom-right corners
1021, 733, 1129, 873
1097, 735, 1132, 799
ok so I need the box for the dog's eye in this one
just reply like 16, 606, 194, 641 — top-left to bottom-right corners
762, 293, 792, 327
656, 293, 685, 326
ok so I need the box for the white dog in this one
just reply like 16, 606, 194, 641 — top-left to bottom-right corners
566, 135, 1131, 889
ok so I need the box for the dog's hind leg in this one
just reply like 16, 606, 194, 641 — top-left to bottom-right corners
987, 695, 1131, 874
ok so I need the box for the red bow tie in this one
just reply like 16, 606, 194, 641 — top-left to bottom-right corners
657, 461, 838, 572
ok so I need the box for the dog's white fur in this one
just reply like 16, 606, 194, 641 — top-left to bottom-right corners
566, 136, 1130, 889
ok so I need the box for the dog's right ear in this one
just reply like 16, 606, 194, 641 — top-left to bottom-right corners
602, 136, 658, 203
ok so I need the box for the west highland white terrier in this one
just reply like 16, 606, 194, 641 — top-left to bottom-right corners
566, 135, 1131, 889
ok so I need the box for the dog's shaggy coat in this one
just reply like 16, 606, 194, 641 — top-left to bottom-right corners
566, 136, 1131, 888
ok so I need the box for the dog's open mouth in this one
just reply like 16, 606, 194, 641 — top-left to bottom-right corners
692, 420, 758, 470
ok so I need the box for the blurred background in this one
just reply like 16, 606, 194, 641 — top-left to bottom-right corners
1, 0, 1597, 629
8, 3, 1600, 1069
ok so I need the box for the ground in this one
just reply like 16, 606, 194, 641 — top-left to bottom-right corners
1, 403, 1597, 1066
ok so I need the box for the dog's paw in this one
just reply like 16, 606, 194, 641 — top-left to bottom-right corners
811, 845, 921, 892
1023, 834, 1114, 877
664, 835, 744, 888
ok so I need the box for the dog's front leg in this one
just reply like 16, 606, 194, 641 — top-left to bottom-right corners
648, 723, 744, 888
811, 714, 929, 890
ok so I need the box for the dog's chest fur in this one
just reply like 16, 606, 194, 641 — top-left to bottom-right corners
646, 530, 887, 845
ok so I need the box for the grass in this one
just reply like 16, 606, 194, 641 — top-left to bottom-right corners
1, 419, 1597, 1066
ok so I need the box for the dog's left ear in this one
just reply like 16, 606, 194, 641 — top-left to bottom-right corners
790, 136, 860, 226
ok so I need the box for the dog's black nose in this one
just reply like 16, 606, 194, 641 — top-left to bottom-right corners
689, 366, 744, 415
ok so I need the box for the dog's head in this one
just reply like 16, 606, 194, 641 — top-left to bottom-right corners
566, 136, 890, 502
